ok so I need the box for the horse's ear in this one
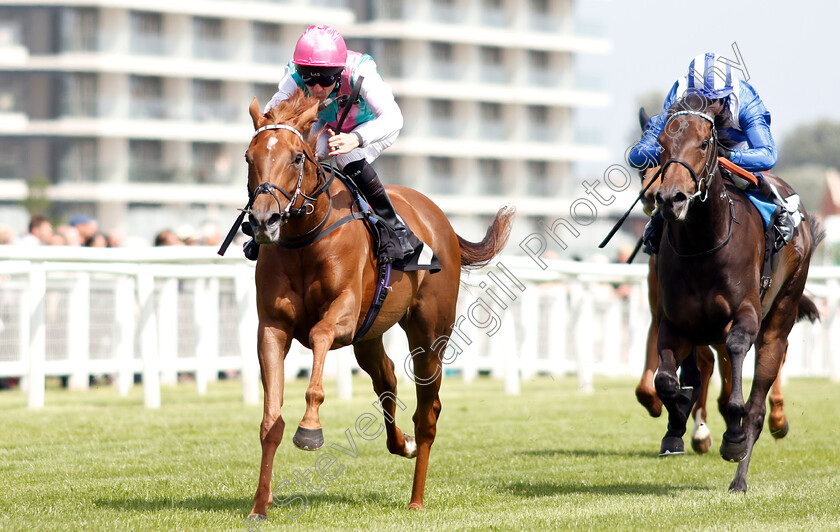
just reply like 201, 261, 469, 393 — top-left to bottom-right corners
639, 107, 650, 131
249, 97, 266, 130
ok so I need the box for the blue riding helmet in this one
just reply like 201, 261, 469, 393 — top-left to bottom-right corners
687, 52, 733, 99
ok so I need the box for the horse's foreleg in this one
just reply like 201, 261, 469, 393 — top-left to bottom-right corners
250, 324, 291, 518
654, 320, 693, 455
294, 298, 357, 451
720, 308, 759, 464
729, 336, 786, 492
635, 321, 663, 417
768, 343, 789, 439
690, 346, 715, 454
353, 337, 415, 457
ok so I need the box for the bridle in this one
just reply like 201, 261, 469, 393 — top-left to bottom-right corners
658, 110, 735, 258
657, 110, 719, 203
248, 124, 332, 221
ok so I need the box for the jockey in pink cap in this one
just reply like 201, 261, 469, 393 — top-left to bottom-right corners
246, 25, 411, 262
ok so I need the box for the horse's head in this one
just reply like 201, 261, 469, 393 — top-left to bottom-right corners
245, 91, 323, 244
655, 94, 725, 222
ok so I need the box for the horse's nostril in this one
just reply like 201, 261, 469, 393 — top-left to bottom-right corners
673, 192, 687, 204
267, 213, 283, 227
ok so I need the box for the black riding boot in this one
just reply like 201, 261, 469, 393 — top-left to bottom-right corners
643, 212, 664, 255
756, 177, 795, 247
343, 159, 413, 261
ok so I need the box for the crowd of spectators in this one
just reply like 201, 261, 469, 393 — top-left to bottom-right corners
0, 214, 224, 248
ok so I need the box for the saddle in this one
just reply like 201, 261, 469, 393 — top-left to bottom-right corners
718, 158, 803, 300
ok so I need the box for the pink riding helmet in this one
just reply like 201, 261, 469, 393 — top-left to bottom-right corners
293, 25, 347, 67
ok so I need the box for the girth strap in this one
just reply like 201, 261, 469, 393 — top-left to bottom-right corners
352, 260, 392, 343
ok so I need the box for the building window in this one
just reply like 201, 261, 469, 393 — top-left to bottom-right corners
130, 11, 166, 55
129, 75, 165, 119
193, 143, 231, 184
61, 7, 97, 52
480, 47, 505, 84
479, 159, 503, 195
429, 157, 456, 194
60, 138, 98, 183
430, 100, 457, 138
193, 17, 226, 60
253, 83, 279, 109
480, 102, 505, 140
528, 106, 553, 141
371, 40, 402, 79
527, 161, 555, 196
62, 73, 97, 117
192, 79, 224, 122
252, 22, 283, 64
0, 138, 24, 179
430, 42, 459, 80
373, 155, 402, 186
129, 140, 166, 183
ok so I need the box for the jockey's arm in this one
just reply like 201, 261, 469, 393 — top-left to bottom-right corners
263, 67, 298, 113
727, 91, 778, 172
349, 60, 403, 148
626, 81, 681, 169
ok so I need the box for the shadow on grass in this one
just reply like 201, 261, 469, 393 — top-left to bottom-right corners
94, 490, 400, 516
515, 448, 661, 460
498, 480, 712, 498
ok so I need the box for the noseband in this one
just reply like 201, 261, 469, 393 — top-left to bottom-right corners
657, 110, 719, 203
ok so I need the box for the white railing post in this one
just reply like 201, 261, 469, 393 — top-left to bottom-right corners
115, 276, 136, 396
27, 263, 46, 408
828, 279, 840, 383
570, 278, 594, 393
67, 272, 91, 391
336, 348, 353, 400
138, 267, 160, 408
157, 278, 179, 386
236, 266, 259, 405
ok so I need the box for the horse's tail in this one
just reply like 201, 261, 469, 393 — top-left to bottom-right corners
798, 296, 820, 323
808, 213, 826, 250
457, 206, 515, 270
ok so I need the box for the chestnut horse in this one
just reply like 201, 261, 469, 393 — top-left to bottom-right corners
633, 109, 791, 455
651, 94, 821, 491
243, 91, 514, 518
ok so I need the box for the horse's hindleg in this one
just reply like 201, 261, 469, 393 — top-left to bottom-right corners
353, 336, 416, 457
715, 344, 731, 423
720, 309, 759, 464
250, 325, 291, 518
768, 344, 789, 439
690, 346, 715, 453
636, 321, 663, 417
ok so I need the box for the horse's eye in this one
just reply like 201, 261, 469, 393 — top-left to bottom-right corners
292, 153, 304, 165
701, 140, 709, 150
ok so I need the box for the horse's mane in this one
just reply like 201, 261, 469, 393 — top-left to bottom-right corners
263, 90, 322, 137
667, 92, 738, 149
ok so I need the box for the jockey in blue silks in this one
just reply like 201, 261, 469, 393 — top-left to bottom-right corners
628, 52, 794, 254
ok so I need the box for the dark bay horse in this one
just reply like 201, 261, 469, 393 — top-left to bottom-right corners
651, 94, 822, 491
635, 164, 792, 454
244, 91, 514, 517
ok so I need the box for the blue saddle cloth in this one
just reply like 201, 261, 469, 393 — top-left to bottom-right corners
743, 190, 776, 229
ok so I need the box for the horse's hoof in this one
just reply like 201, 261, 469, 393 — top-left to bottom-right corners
770, 419, 789, 439
728, 479, 748, 493
408, 502, 424, 510
720, 438, 748, 462
691, 422, 713, 454
403, 433, 417, 458
293, 426, 324, 451
244, 514, 266, 529
659, 436, 685, 456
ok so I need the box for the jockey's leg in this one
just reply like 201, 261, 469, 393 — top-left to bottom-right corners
756, 176, 794, 247
343, 158, 413, 260
643, 212, 664, 255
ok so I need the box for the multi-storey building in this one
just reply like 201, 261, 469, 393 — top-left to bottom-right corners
0, 0, 609, 246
